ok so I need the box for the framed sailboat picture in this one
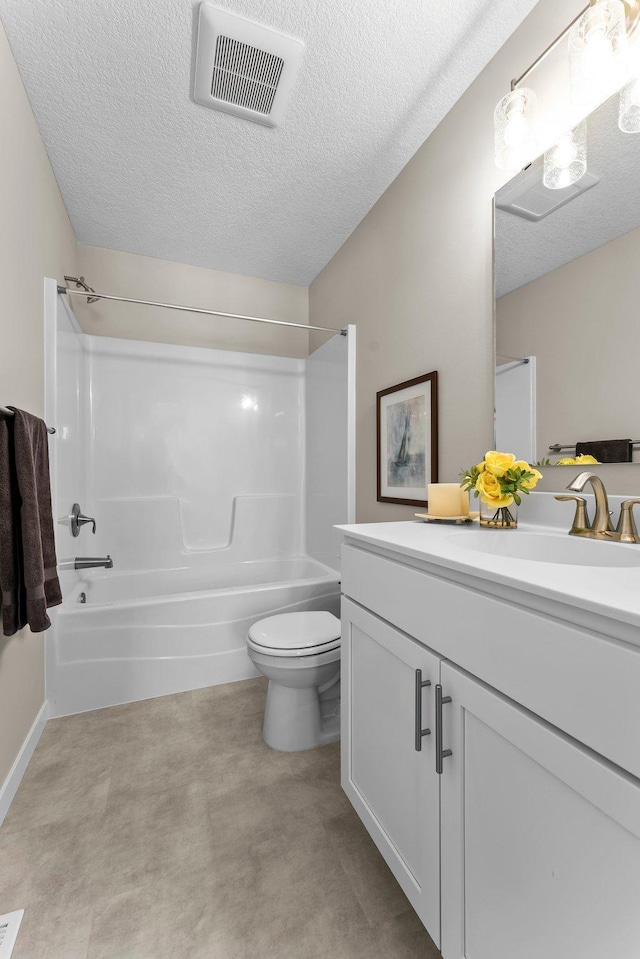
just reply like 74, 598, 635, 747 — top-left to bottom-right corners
376, 371, 438, 506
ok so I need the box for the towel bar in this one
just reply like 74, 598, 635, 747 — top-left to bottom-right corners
0, 406, 56, 435
549, 442, 640, 453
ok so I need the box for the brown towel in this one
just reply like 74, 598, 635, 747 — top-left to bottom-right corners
0, 416, 22, 635
0, 408, 62, 635
576, 439, 633, 463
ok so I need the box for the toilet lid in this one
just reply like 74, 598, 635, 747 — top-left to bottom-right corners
248, 611, 341, 651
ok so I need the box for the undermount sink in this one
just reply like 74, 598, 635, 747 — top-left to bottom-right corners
446, 530, 640, 568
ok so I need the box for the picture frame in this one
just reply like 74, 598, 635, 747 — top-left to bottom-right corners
376, 371, 438, 506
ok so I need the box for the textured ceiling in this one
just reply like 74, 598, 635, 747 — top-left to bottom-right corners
496, 93, 640, 297
1, 0, 539, 285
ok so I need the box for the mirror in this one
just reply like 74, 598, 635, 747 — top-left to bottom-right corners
494, 90, 640, 468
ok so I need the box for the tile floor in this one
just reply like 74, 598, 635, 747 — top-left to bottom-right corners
0, 677, 440, 958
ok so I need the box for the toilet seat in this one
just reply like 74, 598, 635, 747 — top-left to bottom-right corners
248, 636, 340, 658
247, 609, 341, 750
248, 611, 341, 658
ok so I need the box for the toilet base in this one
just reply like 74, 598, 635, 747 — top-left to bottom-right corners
263, 680, 340, 752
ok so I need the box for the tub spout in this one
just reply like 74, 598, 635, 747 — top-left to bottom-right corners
74, 556, 113, 570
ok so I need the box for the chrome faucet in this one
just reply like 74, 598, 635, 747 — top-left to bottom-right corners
74, 556, 113, 570
565, 472, 614, 535
555, 472, 640, 543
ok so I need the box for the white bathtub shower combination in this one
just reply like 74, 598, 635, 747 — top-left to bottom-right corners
54, 557, 339, 715
45, 283, 353, 716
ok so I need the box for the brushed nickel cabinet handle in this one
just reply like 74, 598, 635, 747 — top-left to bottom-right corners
415, 669, 432, 751
435, 684, 453, 774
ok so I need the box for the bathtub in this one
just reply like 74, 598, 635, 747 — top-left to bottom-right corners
49, 557, 340, 717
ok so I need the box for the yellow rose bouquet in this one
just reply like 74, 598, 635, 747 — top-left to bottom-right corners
460, 451, 542, 529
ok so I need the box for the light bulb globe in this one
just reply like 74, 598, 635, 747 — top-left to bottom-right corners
543, 122, 588, 190
494, 88, 538, 171
569, 0, 627, 104
619, 74, 640, 131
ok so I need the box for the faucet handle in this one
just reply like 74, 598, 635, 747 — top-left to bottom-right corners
78, 513, 96, 534
555, 494, 590, 534
70, 503, 96, 537
617, 499, 640, 544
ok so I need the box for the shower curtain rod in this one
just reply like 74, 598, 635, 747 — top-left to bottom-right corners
58, 284, 347, 336
496, 357, 530, 374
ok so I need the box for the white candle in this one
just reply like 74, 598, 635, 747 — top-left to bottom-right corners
459, 488, 470, 516
428, 483, 464, 517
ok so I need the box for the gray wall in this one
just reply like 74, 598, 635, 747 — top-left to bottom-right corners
0, 21, 78, 786
76, 245, 310, 358
309, 0, 598, 523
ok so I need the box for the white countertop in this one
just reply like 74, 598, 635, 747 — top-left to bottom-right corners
337, 509, 640, 639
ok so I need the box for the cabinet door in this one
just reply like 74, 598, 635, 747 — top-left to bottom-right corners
440, 661, 640, 959
341, 598, 441, 944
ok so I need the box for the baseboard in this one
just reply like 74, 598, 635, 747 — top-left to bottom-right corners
0, 700, 48, 827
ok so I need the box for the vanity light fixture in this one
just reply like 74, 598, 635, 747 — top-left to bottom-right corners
494, 88, 538, 170
619, 73, 640, 129
494, 0, 640, 170
569, 0, 627, 105
543, 121, 588, 188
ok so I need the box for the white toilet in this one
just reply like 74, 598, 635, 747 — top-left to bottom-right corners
247, 611, 341, 752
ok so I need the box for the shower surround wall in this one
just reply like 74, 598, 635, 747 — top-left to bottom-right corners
46, 292, 350, 716
88, 336, 305, 566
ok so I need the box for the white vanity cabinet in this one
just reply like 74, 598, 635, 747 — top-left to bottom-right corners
340, 533, 640, 959
439, 661, 640, 959
341, 597, 442, 945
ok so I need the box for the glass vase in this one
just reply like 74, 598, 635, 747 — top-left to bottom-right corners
479, 500, 518, 529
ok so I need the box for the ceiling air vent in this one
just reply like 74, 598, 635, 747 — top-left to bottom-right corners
194, 4, 304, 128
